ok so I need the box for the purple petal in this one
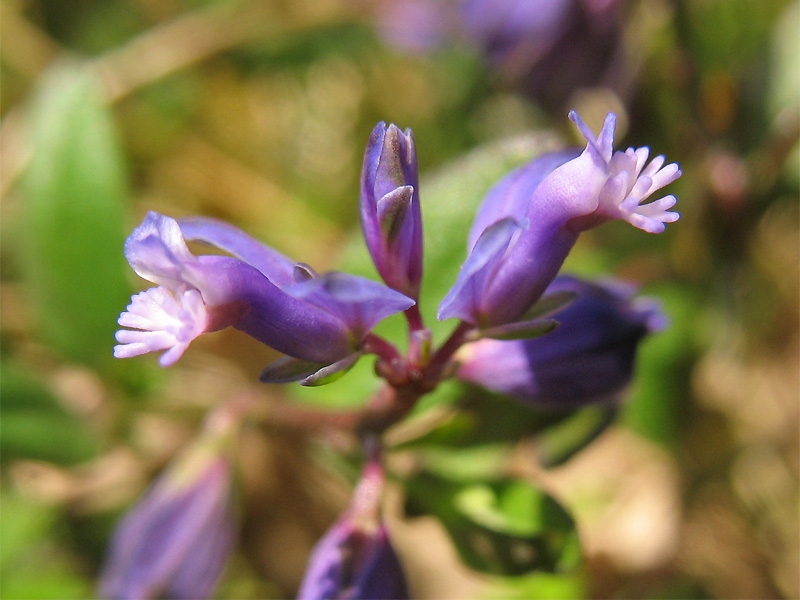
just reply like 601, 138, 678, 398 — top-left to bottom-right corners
187, 255, 355, 363
473, 215, 579, 326
467, 149, 578, 250
178, 216, 296, 287
285, 272, 415, 339
457, 276, 664, 408
99, 459, 234, 600
124, 212, 200, 291
298, 521, 409, 600
437, 217, 522, 324
166, 499, 236, 600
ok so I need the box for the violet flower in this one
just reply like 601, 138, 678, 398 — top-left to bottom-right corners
298, 452, 409, 600
98, 407, 239, 600
374, 0, 454, 53
456, 275, 666, 408
373, 0, 625, 111
360, 122, 423, 300
114, 212, 414, 367
459, 0, 625, 110
438, 111, 681, 328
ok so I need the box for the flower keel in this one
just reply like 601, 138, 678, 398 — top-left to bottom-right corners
114, 286, 210, 367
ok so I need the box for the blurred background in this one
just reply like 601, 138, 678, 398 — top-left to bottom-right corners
0, 0, 797, 598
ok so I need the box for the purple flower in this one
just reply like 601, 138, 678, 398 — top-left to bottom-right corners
360, 122, 423, 300
460, 0, 625, 109
298, 456, 409, 600
374, 0, 454, 53
456, 276, 666, 408
99, 407, 239, 600
374, 0, 625, 111
438, 111, 681, 327
114, 212, 414, 367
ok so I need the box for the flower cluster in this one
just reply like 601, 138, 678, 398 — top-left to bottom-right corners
103, 112, 680, 599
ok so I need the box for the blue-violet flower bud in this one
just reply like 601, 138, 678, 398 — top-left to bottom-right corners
438, 111, 681, 327
114, 212, 414, 366
98, 405, 240, 600
297, 454, 409, 600
360, 122, 423, 300
456, 276, 666, 408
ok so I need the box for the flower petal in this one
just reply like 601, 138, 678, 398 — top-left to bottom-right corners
285, 272, 415, 339
178, 216, 296, 287
457, 276, 665, 408
438, 217, 521, 324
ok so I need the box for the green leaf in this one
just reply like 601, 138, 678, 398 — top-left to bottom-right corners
534, 404, 619, 468
20, 62, 132, 371
0, 363, 99, 465
483, 572, 587, 600
405, 472, 581, 576
392, 387, 572, 450
0, 492, 93, 600
622, 283, 701, 448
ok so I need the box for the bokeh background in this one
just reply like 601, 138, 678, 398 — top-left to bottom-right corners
1, 0, 798, 598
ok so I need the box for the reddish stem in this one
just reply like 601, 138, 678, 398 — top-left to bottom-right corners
404, 303, 425, 332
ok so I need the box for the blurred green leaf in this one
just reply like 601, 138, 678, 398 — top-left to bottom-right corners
0, 492, 56, 570
0, 492, 93, 600
683, 0, 785, 75
418, 444, 511, 482
484, 571, 586, 600
405, 471, 581, 576
768, 2, 800, 119
20, 62, 131, 371
289, 132, 563, 408
395, 389, 557, 448
0, 363, 99, 465
622, 283, 700, 447
392, 385, 613, 465
534, 404, 618, 468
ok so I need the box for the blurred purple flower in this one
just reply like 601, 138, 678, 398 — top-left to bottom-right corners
373, 0, 626, 110
374, 0, 454, 53
460, 0, 625, 109
99, 408, 239, 600
114, 212, 414, 367
360, 122, 423, 300
438, 111, 681, 327
456, 275, 666, 408
298, 454, 409, 600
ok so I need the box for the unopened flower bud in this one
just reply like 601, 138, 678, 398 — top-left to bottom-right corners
298, 452, 409, 599
98, 405, 241, 600
456, 276, 665, 408
360, 122, 423, 300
